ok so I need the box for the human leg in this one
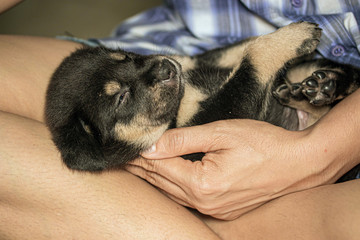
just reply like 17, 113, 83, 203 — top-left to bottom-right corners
204, 179, 360, 239
0, 110, 219, 240
0, 35, 81, 122
0, 35, 219, 239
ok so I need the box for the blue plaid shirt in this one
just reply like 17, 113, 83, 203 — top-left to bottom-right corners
90, 0, 360, 68
85, 0, 360, 179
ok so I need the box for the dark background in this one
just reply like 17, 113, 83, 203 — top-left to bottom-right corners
0, 0, 162, 38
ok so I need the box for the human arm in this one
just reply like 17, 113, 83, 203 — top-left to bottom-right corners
0, 0, 23, 14
126, 88, 360, 220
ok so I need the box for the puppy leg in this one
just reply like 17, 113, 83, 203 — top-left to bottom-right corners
242, 21, 322, 85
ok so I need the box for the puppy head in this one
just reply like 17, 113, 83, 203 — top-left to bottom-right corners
45, 47, 183, 171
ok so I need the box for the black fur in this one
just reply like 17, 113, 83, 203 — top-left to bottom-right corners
45, 22, 359, 180
46, 47, 184, 171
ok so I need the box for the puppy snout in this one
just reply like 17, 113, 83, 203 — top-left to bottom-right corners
157, 59, 178, 85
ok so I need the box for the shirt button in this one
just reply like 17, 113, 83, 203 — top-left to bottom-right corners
331, 45, 346, 57
291, 0, 303, 8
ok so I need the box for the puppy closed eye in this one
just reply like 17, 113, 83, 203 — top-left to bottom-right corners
115, 89, 130, 107
104, 81, 130, 107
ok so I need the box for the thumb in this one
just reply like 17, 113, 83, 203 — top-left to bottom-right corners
141, 122, 226, 159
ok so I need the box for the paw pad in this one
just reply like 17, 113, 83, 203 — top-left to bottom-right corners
302, 70, 337, 106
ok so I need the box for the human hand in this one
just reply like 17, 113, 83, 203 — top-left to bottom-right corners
126, 119, 335, 220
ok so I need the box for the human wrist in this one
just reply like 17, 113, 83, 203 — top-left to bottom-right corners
297, 121, 358, 184
304, 90, 360, 182
266, 125, 342, 195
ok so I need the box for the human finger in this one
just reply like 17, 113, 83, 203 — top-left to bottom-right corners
128, 157, 198, 187
209, 202, 265, 220
141, 121, 231, 159
126, 163, 194, 208
157, 189, 194, 208
125, 158, 197, 203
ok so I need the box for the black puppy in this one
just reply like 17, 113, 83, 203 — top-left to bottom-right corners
45, 22, 360, 180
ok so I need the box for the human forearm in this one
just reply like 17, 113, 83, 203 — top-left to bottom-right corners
0, 0, 23, 14
301, 88, 360, 182
130, 89, 360, 220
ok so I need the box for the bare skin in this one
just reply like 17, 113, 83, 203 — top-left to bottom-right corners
128, 87, 360, 239
129, 89, 360, 220
204, 178, 360, 240
0, 35, 78, 121
0, 35, 220, 240
1, 2, 360, 238
1, 34, 360, 240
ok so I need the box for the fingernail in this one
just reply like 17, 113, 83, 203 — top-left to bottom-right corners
142, 144, 156, 156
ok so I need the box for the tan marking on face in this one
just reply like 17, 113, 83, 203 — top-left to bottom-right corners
176, 84, 208, 127
109, 52, 126, 61
114, 115, 170, 148
104, 81, 121, 96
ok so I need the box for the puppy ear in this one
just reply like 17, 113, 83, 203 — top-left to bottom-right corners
50, 115, 109, 171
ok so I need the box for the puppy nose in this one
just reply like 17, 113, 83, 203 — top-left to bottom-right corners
157, 59, 177, 83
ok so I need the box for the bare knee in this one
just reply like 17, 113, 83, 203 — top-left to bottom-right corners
0, 35, 80, 121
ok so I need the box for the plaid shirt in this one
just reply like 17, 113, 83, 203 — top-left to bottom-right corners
86, 0, 360, 179
90, 0, 360, 68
